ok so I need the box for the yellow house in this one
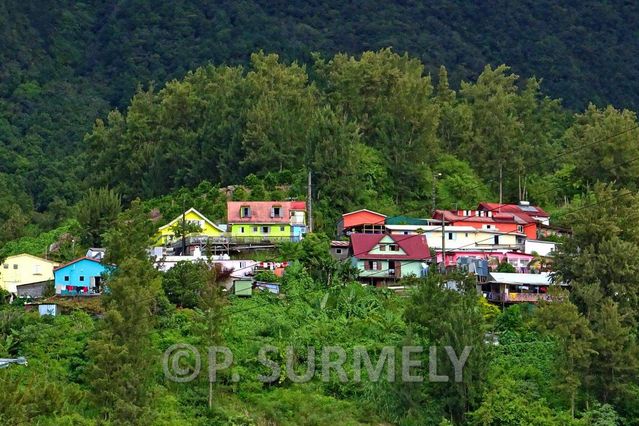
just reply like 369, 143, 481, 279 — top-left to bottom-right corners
155, 208, 225, 245
0, 254, 59, 294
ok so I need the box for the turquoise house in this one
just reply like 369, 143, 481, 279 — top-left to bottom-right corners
54, 257, 109, 296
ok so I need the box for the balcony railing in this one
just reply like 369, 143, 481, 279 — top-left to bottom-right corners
486, 292, 556, 303
167, 235, 303, 247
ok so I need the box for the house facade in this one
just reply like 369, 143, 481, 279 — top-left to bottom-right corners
434, 209, 537, 239
155, 208, 225, 245
337, 209, 387, 236
54, 257, 109, 296
385, 224, 525, 251
481, 272, 566, 304
0, 254, 59, 294
350, 233, 430, 286
227, 201, 306, 242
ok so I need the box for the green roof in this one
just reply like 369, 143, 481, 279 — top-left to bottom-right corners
385, 216, 430, 226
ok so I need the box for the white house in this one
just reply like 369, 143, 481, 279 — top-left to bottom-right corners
385, 225, 525, 251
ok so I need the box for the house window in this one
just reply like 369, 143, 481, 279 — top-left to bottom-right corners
389, 244, 399, 251
64, 276, 70, 282
13, 264, 17, 269
366, 261, 381, 270
262, 226, 269, 234
79, 276, 85, 282
240, 206, 251, 218
494, 236, 499, 245
517, 225, 524, 233
33, 265, 41, 274
240, 226, 245, 234
280, 226, 285, 232
253, 227, 258, 233
484, 224, 492, 230
465, 233, 469, 237
336, 249, 343, 254
379, 245, 387, 251
271, 206, 282, 218
3, 264, 7, 269
448, 232, 456, 240
187, 219, 204, 229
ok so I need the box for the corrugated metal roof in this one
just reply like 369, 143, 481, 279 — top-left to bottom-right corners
350, 233, 430, 260
487, 272, 563, 286
227, 201, 306, 223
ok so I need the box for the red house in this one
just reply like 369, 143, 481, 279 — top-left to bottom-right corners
349, 233, 430, 286
433, 201, 546, 240
337, 209, 387, 236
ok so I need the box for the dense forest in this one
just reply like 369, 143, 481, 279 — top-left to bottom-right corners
3, 0, 639, 238
2, 2, 639, 424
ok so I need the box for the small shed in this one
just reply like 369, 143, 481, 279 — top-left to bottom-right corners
16, 280, 51, 299
232, 279, 253, 297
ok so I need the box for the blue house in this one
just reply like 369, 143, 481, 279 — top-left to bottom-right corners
54, 257, 109, 296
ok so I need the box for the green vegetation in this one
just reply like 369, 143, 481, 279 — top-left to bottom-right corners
2, 4, 639, 423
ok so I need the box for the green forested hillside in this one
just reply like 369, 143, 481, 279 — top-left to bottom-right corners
2, 0, 639, 233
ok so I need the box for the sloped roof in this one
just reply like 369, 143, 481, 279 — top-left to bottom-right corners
342, 209, 386, 218
487, 272, 563, 286
385, 215, 430, 226
227, 201, 306, 223
434, 210, 535, 225
53, 257, 105, 271
350, 233, 430, 260
1, 253, 59, 265
158, 208, 225, 232
479, 202, 549, 218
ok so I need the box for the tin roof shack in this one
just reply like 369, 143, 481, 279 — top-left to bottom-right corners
330, 240, 350, 260
482, 272, 567, 304
16, 280, 52, 299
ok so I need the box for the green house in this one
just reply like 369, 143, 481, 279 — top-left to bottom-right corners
233, 279, 253, 297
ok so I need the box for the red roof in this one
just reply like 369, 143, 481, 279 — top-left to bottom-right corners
434, 209, 534, 225
341, 209, 387, 229
478, 202, 549, 218
53, 257, 103, 271
350, 233, 430, 260
227, 201, 306, 223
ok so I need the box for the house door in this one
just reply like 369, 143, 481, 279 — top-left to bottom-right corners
93, 276, 102, 293
395, 261, 401, 278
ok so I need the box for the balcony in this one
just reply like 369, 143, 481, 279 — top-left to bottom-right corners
486, 292, 557, 303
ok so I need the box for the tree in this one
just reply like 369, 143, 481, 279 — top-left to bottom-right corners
589, 300, 639, 406
404, 273, 488, 423
567, 104, 639, 191
536, 293, 594, 417
162, 261, 207, 308
76, 187, 121, 247
554, 184, 639, 321
458, 65, 524, 200
196, 262, 229, 410
86, 201, 161, 424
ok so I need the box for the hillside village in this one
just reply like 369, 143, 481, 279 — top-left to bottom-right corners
0, 197, 565, 309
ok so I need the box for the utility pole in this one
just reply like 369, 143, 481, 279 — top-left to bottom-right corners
433, 173, 445, 273
181, 197, 187, 256
499, 163, 503, 204
441, 212, 446, 274
307, 170, 313, 233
